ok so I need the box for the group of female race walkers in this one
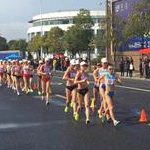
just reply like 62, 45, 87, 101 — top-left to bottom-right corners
0, 57, 121, 126
63, 57, 122, 126
0, 57, 53, 105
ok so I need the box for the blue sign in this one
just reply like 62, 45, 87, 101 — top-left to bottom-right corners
112, 0, 150, 51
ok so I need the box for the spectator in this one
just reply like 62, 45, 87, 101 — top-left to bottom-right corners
53, 58, 57, 71
144, 56, 149, 79
129, 61, 134, 77
120, 57, 125, 76
139, 58, 144, 78
125, 57, 130, 77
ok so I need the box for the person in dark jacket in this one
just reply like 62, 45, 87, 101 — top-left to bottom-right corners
125, 57, 130, 77
120, 57, 125, 76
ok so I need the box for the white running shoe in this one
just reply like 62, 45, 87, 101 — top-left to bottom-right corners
46, 101, 50, 106
17, 92, 20, 96
113, 120, 120, 126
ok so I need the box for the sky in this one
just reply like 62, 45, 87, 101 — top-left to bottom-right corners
0, 0, 105, 41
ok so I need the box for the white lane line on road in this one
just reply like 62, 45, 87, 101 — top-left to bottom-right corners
51, 82, 63, 85
0, 120, 68, 130
116, 85, 150, 93
51, 99, 65, 107
55, 94, 66, 99
53, 76, 62, 79
54, 75, 150, 93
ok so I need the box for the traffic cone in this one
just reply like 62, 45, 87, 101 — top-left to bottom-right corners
139, 108, 148, 123
33, 83, 38, 90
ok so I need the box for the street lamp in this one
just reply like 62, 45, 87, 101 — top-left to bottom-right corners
40, 0, 43, 58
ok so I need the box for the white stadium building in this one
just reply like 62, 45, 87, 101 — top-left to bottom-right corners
27, 10, 106, 58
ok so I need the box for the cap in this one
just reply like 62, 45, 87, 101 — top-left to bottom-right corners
70, 59, 76, 65
39, 60, 43, 64
101, 58, 108, 63
75, 59, 80, 65
45, 57, 50, 62
80, 61, 87, 66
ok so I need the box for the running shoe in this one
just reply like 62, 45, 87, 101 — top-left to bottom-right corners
30, 89, 33, 93
85, 119, 90, 125
74, 113, 79, 121
64, 106, 69, 113
17, 92, 20, 96
46, 101, 50, 106
113, 120, 120, 126
38, 91, 42, 95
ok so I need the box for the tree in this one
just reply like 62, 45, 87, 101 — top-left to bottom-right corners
64, 25, 87, 56
8, 39, 27, 50
64, 9, 94, 58
27, 35, 43, 52
0, 36, 8, 51
46, 27, 65, 53
73, 9, 94, 29
123, 0, 150, 48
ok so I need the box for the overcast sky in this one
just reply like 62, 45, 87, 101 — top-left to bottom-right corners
0, 0, 105, 41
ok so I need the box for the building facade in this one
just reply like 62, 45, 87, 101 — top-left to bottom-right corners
27, 10, 106, 58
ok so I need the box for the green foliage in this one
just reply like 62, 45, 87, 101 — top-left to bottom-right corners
8, 39, 27, 51
0, 36, 8, 51
64, 25, 84, 55
46, 27, 65, 53
27, 35, 43, 52
123, 0, 150, 48
64, 9, 94, 56
73, 9, 94, 29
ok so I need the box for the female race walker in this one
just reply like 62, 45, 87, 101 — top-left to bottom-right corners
23, 60, 31, 94
62, 59, 77, 118
74, 61, 90, 124
0, 60, 4, 87
37, 60, 43, 95
94, 58, 108, 119
99, 64, 121, 126
14, 60, 22, 96
91, 63, 102, 113
39, 57, 53, 106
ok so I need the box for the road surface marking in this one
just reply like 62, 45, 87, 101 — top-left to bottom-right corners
54, 75, 150, 93
116, 85, 150, 93
51, 99, 65, 106
55, 94, 66, 99
51, 82, 63, 85
53, 76, 62, 79
0, 121, 68, 130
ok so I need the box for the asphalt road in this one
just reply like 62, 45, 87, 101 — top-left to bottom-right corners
0, 71, 150, 150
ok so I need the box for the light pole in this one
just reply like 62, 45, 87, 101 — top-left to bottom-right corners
105, 0, 109, 60
40, 0, 43, 58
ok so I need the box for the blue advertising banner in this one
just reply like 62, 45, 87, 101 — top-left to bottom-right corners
112, 0, 150, 51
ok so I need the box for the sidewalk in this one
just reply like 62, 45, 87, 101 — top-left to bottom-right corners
116, 72, 150, 81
